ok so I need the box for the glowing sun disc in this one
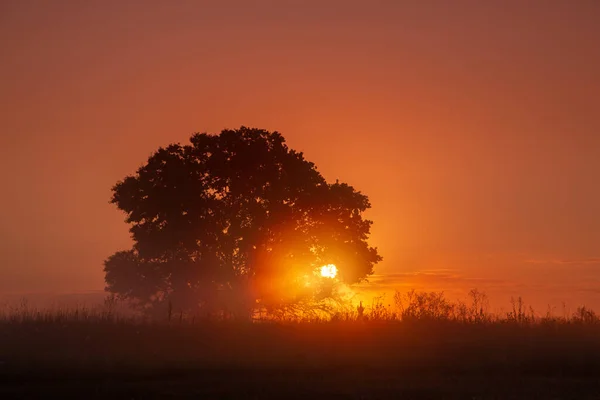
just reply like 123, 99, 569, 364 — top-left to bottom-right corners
320, 264, 338, 279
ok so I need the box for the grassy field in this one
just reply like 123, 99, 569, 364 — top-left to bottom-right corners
2, 292, 600, 399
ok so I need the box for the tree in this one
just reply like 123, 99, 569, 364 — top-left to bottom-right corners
105, 127, 381, 318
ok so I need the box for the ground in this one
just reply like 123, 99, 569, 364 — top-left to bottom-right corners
2, 368, 600, 399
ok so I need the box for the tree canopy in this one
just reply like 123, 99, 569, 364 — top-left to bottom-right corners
105, 127, 381, 318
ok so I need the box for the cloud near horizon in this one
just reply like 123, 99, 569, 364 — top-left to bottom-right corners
355, 269, 511, 295
524, 258, 600, 266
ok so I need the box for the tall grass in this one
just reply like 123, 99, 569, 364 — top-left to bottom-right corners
1, 289, 600, 376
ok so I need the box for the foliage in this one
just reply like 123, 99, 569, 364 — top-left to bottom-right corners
395, 289, 455, 321
4, 291, 600, 382
104, 127, 381, 317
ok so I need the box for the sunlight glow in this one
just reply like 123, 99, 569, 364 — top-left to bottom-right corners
320, 264, 338, 279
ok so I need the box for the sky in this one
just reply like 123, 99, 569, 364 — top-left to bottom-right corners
1, 0, 599, 311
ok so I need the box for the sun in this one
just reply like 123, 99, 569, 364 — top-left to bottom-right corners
320, 264, 338, 279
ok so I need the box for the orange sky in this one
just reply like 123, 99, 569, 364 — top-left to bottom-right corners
1, 1, 599, 312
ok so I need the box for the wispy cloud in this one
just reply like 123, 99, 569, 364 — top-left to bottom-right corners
357, 269, 509, 292
524, 258, 600, 266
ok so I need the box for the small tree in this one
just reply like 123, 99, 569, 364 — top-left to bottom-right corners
105, 127, 381, 318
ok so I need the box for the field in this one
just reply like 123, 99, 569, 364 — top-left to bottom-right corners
2, 292, 600, 399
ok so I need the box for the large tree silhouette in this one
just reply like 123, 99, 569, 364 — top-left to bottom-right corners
105, 127, 381, 317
